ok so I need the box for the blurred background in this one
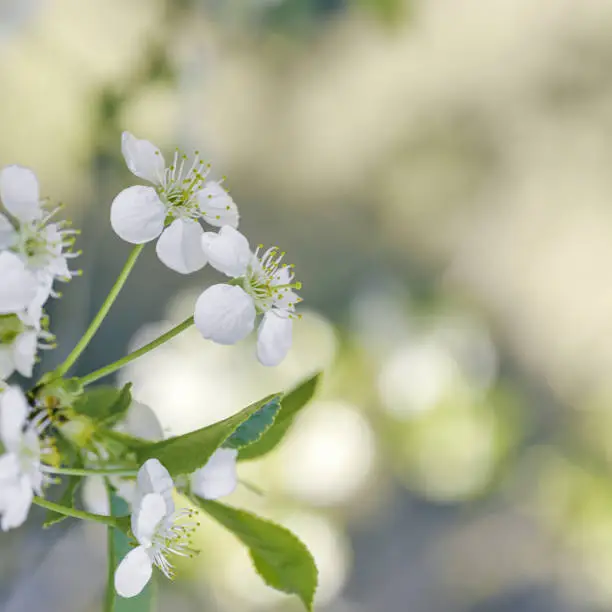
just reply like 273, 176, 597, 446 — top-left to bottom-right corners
3, 0, 612, 610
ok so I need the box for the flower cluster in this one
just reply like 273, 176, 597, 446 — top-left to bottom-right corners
0, 165, 77, 378
0, 132, 313, 605
112, 132, 301, 366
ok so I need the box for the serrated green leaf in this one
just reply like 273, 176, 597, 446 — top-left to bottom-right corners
194, 498, 318, 611
239, 373, 321, 461
107, 493, 156, 611
135, 393, 282, 477
73, 383, 132, 426
223, 396, 282, 450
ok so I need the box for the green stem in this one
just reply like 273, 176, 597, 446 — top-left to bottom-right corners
105, 482, 116, 612
79, 315, 194, 387
42, 466, 138, 477
239, 478, 266, 497
33, 496, 118, 527
55, 244, 145, 377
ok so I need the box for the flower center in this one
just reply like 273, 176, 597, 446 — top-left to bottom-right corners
157, 150, 211, 221
150, 508, 199, 579
15, 213, 79, 278
243, 246, 302, 313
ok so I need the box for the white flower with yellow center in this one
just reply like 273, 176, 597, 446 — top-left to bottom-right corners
0, 165, 79, 312
114, 459, 198, 598
110, 132, 239, 274
196, 226, 302, 366
0, 386, 45, 531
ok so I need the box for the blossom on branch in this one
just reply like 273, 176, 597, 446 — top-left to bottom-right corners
111, 132, 239, 274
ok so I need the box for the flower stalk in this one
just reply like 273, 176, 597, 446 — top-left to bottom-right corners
79, 315, 194, 387
33, 496, 118, 527
54, 243, 145, 377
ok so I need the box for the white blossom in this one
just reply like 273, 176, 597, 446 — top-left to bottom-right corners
111, 132, 239, 274
0, 165, 79, 310
196, 226, 301, 366
0, 310, 55, 379
190, 448, 238, 500
0, 386, 45, 530
0, 251, 38, 315
114, 459, 197, 598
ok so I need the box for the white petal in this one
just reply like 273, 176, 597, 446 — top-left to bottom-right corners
0, 475, 32, 531
197, 181, 239, 229
115, 546, 153, 598
0, 347, 14, 379
191, 448, 238, 500
133, 493, 166, 547
121, 401, 164, 442
13, 330, 37, 378
272, 266, 294, 287
155, 219, 207, 274
81, 476, 111, 516
110, 186, 166, 244
0, 213, 16, 249
0, 251, 38, 314
112, 478, 137, 507
273, 289, 299, 311
0, 166, 41, 222
0, 453, 19, 482
121, 132, 165, 185
25, 279, 52, 325
200, 226, 251, 278
0, 386, 27, 450
257, 312, 293, 367
194, 284, 256, 345
135, 459, 174, 515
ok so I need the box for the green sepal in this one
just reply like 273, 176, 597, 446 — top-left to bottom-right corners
73, 383, 132, 426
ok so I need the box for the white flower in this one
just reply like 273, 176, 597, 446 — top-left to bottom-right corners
0, 166, 79, 308
0, 386, 45, 530
196, 226, 301, 366
0, 251, 38, 315
111, 132, 239, 274
114, 459, 198, 598
0, 310, 54, 379
191, 448, 238, 500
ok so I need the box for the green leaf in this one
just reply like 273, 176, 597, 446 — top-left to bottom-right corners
239, 373, 321, 461
43, 473, 82, 528
194, 498, 318, 611
107, 493, 156, 612
73, 384, 132, 426
135, 393, 282, 477
223, 396, 282, 450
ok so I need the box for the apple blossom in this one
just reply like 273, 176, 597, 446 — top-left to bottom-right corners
196, 226, 302, 366
0, 386, 46, 530
114, 459, 198, 598
110, 132, 239, 274
0, 165, 79, 308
